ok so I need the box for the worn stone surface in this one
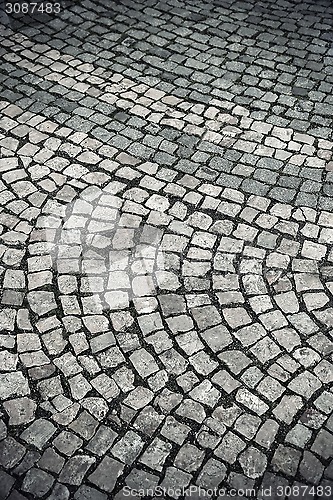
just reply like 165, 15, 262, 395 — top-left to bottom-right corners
0, 0, 332, 497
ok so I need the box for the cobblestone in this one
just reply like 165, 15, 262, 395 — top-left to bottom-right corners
0, 0, 333, 497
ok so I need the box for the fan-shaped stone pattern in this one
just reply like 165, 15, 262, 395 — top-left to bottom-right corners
9, 179, 331, 498
1, 0, 333, 496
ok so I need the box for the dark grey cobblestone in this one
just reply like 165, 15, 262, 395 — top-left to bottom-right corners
0, 0, 333, 498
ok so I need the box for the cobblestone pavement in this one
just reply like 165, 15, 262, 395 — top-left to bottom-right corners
0, 0, 333, 498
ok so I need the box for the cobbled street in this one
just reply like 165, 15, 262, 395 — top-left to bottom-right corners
0, 0, 333, 498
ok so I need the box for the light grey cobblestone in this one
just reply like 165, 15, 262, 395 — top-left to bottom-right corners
0, 0, 332, 497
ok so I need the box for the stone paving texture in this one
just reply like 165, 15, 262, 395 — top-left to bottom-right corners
0, 0, 333, 498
